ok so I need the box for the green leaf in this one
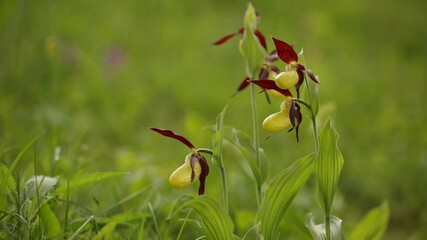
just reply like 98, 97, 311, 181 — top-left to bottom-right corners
39, 204, 63, 238
222, 126, 265, 185
240, 3, 267, 76
56, 172, 129, 194
170, 195, 234, 240
314, 119, 344, 215
257, 153, 315, 240
97, 212, 148, 224
349, 201, 390, 240
93, 222, 117, 240
212, 105, 227, 167
305, 213, 344, 240
302, 78, 320, 118
0, 163, 15, 195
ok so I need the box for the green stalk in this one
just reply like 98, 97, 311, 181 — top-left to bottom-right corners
250, 78, 262, 207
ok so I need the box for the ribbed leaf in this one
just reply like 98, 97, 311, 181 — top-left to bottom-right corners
305, 213, 344, 240
257, 153, 315, 239
170, 195, 234, 240
349, 201, 390, 240
315, 119, 344, 215
56, 172, 129, 194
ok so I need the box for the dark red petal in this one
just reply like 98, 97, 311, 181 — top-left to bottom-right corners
287, 102, 302, 142
149, 128, 195, 149
258, 67, 269, 79
254, 29, 267, 50
295, 68, 305, 99
306, 69, 319, 84
231, 77, 251, 97
198, 155, 209, 196
272, 37, 298, 64
250, 80, 293, 97
212, 32, 239, 45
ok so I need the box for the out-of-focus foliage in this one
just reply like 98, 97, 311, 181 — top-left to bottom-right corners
0, 0, 426, 238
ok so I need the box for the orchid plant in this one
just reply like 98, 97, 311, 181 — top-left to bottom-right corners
150, 3, 389, 240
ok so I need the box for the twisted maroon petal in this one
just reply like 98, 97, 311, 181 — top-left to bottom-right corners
250, 80, 292, 97
150, 128, 195, 149
254, 29, 267, 50
288, 102, 302, 142
198, 155, 209, 195
272, 37, 298, 64
190, 153, 198, 182
295, 66, 305, 99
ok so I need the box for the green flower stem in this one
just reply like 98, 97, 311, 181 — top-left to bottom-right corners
250, 79, 262, 207
293, 98, 319, 153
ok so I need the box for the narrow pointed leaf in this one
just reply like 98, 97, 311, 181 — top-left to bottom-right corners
305, 213, 344, 240
150, 128, 195, 149
170, 195, 234, 240
349, 201, 390, 240
257, 153, 315, 239
272, 37, 298, 64
315, 119, 344, 215
212, 105, 227, 167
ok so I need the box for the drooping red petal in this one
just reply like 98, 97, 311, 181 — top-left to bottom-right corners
272, 37, 298, 64
254, 29, 267, 50
212, 32, 239, 45
231, 77, 251, 97
150, 128, 195, 149
198, 155, 209, 195
288, 102, 302, 142
295, 66, 305, 99
258, 67, 269, 79
250, 80, 292, 97
306, 69, 319, 83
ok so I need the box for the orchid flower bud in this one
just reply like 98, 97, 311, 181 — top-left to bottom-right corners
262, 99, 292, 132
169, 153, 202, 188
275, 70, 299, 90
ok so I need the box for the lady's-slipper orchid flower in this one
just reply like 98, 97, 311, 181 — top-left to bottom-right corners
150, 128, 209, 195
251, 80, 303, 142
272, 37, 319, 98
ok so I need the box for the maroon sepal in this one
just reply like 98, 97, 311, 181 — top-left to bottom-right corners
213, 28, 267, 50
272, 37, 298, 64
288, 102, 302, 142
198, 155, 209, 196
295, 64, 306, 99
250, 80, 292, 97
212, 30, 240, 46
306, 69, 319, 84
231, 77, 251, 97
150, 128, 195, 150
254, 29, 267, 50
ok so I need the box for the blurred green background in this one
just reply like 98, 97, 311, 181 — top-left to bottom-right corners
1, 0, 426, 238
